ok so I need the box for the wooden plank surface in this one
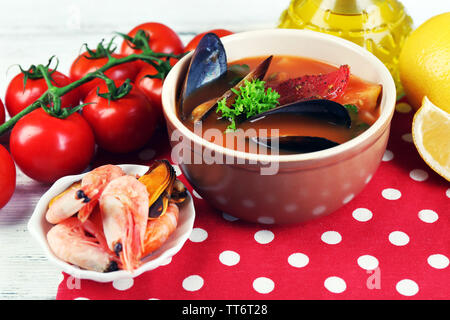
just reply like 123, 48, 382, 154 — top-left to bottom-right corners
0, 0, 448, 300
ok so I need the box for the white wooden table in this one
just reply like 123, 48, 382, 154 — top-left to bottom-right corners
0, 0, 448, 300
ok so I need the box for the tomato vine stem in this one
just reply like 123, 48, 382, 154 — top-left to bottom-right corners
0, 33, 185, 136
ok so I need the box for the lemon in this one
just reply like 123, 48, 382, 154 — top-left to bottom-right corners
399, 12, 450, 112
412, 97, 450, 181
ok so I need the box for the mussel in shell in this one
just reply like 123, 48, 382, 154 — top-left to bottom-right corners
250, 136, 339, 154
190, 55, 274, 122
245, 99, 351, 128
245, 99, 351, 153
138, 160, 187, 219
179, 33, 228, 120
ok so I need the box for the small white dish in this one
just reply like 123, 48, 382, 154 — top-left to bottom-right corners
27, 164, 195, 283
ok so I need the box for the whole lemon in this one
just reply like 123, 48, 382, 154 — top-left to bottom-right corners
399, 12, 450, 112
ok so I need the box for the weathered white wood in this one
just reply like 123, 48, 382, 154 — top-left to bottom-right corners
0, 0, 448, 300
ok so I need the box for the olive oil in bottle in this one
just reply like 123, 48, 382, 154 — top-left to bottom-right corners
278, 0, 413, 98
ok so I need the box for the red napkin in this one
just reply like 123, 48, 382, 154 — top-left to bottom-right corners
56, 103, 449, 300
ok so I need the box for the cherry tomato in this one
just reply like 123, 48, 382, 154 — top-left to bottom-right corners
0, 99, 5, 125
82, 80, 157, 153
10, 108, 95, 183
134, 58, 178, 123
120, 22, 184, 68
184, 29, 233, 53
0, 145, 16, 209
134, 65, 163, 121
70, 51, 140, 100
5, 70, 80, 117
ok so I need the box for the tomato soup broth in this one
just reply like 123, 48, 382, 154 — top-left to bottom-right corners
178, 55, 381, 155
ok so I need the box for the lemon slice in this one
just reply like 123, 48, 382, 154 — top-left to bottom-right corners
412, 97, 450, 181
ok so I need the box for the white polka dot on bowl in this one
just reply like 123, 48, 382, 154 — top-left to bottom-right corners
312, 205, 326, 216
222, 212, 239, 222
257, 216, 275, 225
342, 194, 354, 204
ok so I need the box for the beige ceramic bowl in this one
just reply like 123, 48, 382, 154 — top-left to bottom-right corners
161, 29, 396, 225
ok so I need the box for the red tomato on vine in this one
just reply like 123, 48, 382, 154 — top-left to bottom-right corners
70, 43, 140, 100
0, 145, 16, 209
120, 22, 184, 57
82, 78, 158, 153
184, 29, 233, 53
10, 108, 95, 183
5, 68, 80, 117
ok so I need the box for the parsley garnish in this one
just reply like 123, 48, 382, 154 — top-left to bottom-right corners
216, 79, 280, 131
344, 104, 358, 113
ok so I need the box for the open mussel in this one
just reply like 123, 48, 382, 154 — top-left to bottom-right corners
190, 55, 273, 122
138, 160, 182, 219
246, 99, 351, 128
179, 33, 228, 120
170, 179, 188, 204
246, 99, 351, 153
250, 136, 339, 154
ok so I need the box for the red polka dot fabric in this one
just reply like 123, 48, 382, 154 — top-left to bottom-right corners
56, 102, 449, 300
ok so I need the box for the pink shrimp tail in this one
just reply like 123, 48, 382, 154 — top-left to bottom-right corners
120, 207, 144, 271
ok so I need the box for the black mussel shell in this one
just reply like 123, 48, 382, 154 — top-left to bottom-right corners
250, 136, 339, 154
190, 55, 273, 122
179, 33, 227, 119
246, 99, 351, 128
148, 193, 165, 218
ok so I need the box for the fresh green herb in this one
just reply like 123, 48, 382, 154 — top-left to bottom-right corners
216, 79, 280, 131
344, 104, 359, 114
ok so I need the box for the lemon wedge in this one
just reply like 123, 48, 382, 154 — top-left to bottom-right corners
412, 97, 450, 181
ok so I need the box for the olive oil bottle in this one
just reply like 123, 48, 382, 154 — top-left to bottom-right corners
278, 0, 413, 98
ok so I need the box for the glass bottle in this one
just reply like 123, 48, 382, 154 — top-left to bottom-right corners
278, 0, 413, 98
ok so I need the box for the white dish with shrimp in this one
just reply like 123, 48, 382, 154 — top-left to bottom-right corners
28, 164, 195, 283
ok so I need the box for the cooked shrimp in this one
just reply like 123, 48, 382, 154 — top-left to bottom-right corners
100, 175, 149, 271
46, 165, 125, 224
47, 217, 119, 272
142, 203, 179, 257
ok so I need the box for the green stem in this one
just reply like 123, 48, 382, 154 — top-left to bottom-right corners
0, 49, 183, 136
